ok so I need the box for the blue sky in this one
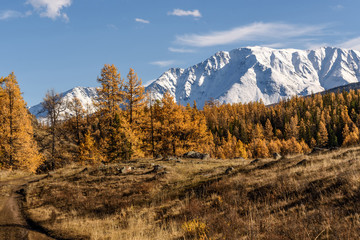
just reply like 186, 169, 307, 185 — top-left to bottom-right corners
1, 0, 360, 106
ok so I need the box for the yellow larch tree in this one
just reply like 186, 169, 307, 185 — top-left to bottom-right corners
123, 68, 145, 158
264, 119, 274, 140
79, 130, 104, 165
96, 64, 123, 130
95, 64, 130, 161
342, 124, 359, 146
317, 120, 328, 147
124, 68, 145, 124
153, 92, 185, 156
184, 102, 214, 155
0, 73, 42, 172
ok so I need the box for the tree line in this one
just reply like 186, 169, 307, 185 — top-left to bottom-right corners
1, 65, 360, 171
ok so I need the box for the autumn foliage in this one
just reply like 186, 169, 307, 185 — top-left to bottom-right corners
0, 73, 42, 172
3, 66, 360, 171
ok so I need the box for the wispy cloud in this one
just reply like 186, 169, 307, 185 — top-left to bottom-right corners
168, 9, 201, 18
135, 18, 150, 24
168, 47, 195, 53
330, 4, 344, 10
150, 60, 177, 67
0, 10, 32, 20
107, 24, 118, 30
339, 37, 360, 51
176, 22, 327, 47
26, 0, 72, 21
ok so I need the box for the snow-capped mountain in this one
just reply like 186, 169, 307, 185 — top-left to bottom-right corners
29, 86, 98, 120
29, 46, 360, 119
147, 46, 360, 107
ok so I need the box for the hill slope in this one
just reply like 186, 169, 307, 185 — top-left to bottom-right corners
18, 146, 360, 239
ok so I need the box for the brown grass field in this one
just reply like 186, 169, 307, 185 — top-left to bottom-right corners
9, 146, 360, 239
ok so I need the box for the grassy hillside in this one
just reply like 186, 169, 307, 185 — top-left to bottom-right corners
22, 147, 360, 239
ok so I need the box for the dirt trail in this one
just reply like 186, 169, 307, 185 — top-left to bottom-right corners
0, 177, 54, 240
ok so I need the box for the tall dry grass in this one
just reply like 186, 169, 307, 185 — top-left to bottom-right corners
22, 147, 360, 239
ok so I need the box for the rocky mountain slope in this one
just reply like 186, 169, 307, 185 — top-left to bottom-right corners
147, 46, 360, 107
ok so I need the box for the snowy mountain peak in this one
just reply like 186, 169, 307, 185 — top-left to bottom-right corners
147, 46, 360, 108
29, 86, 97, 120
29, 46, 360, 119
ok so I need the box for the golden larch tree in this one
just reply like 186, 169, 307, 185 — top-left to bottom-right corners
123, 68, 146, 158
79, 130, 104, 165
0, 73, 42, 172
96, 64, 123, 127
124, 68, 145, 124
317, 120, 328, 147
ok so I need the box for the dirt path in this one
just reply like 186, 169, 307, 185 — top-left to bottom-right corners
0, 177, 54, 240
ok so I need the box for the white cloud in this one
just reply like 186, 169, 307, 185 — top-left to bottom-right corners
150, 60, 176, 67
135, 18, 150, 24
0, 10, 32, 20
176, 22, 326, 47
26, 0, 72, 21
168, 47, 195, 53
168, 9, 201, 18
339, 37, 360, 51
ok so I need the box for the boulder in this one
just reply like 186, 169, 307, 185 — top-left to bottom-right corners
183, 151, 210, 159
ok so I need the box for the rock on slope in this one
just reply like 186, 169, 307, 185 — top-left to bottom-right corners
147, 46, 360, 108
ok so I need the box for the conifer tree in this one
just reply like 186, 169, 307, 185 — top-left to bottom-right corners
95, 64, 129, 161
153, 92, 184, 155
0, 73, 42, 172
79, 130, 103, 165
96, 64, 123, 130
317, 121, 328, 147
264, 119, 274, 140
342, 124, 359, 146
123, 68, 145, 158
124, 68, 145, 124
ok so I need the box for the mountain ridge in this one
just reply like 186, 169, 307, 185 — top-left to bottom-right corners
29, 46, 360, 118
147, 46, 360, 107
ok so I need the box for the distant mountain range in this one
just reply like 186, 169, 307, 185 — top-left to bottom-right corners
30, 46, 360, 118
147, 46, 360, 108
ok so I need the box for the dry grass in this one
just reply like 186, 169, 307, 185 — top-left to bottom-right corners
0, 169, 32, 181
22, 148, 360, 239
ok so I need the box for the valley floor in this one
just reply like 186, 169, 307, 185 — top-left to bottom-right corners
2, 146, 360, 239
